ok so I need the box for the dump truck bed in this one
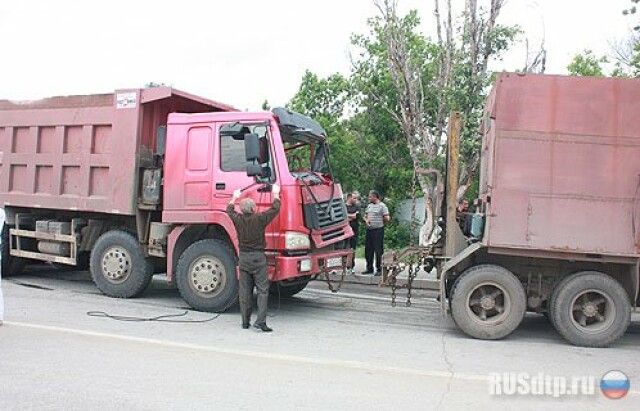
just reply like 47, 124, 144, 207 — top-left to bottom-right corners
482, 73, 640, 257
0, 87, 234, 215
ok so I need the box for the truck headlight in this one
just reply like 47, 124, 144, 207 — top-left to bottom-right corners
284, 231, 310, 250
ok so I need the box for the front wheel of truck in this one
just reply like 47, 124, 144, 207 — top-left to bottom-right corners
450, 264, 526, 340
90, 230, 154, 298
176, 239, 239, 312
549, 271, 631, 348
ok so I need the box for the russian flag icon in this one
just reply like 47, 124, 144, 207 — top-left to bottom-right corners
601, 371, 630, 400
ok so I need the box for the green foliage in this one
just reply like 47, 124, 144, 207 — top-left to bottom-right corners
567, 50, 609, 77
285, 4, 520, 248
383, 219, 412, 249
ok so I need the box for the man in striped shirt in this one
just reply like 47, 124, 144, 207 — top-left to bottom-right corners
362, 190, 390, 276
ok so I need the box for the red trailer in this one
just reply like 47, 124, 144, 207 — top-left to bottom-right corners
387, 73, 640, 347
0, 88, 353, 312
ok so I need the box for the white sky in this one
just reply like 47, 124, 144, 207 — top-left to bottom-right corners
0, 0, 634, 110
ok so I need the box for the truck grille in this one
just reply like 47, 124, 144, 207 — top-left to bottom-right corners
321, 228, 345, 242
303, 198, 347, 230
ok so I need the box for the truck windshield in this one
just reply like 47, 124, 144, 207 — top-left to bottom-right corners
284, 140, 331, 182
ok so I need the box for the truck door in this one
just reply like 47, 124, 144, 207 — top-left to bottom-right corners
211, 122, 276, 217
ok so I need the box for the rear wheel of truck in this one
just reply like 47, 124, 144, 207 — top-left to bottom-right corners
1, 224, 27, 277
90, 230, 154, 298
270, 279, 310, 297
549, 271, 631, 348
176, 239, 239, 312
450, 265, 526, 340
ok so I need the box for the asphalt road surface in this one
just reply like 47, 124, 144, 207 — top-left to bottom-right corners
1, 264, 639, 410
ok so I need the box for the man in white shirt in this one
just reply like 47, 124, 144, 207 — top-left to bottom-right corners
362, 190, 390, 276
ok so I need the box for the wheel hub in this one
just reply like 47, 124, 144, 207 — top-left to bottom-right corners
190, 257, 222, 293
480, 296, 496, 310
102, 247, 130, 282
582, 303, 598, 317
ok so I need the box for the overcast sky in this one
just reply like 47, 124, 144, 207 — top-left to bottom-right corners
0, 0, 634, 110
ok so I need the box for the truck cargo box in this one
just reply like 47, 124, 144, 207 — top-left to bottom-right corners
482, 73, 640, 257
0, 87, 234, 216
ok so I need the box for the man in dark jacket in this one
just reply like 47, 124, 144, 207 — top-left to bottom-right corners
226, 184, 281, 332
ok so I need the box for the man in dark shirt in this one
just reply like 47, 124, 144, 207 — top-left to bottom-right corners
226, 184, 281, 332
345, 191, 360, 273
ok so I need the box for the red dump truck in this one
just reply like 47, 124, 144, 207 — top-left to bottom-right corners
0, 87, 353, 312
387, 73, 640, 347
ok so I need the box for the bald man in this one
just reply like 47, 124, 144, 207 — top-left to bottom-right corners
226, 185, 281, 332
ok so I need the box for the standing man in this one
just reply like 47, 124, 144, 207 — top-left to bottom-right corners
345, 191, 360, 274
226, 185, 281, 332
362, 190, 390, 276
0, 208, 5, 326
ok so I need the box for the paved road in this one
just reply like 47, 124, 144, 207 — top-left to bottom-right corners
1, 265, 639, 410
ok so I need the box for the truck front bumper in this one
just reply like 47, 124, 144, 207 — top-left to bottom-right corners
270, 248, 354, 281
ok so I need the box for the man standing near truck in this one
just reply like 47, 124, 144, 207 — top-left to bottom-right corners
227, 185, 281, 332
362, 190, 390, 276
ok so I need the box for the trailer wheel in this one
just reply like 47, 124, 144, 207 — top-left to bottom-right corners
270, 279, 310, 297
549, 271, 631, 348
1, 224, 27, 277
450, 265, 526, 340
176, 239, 238, 312
90, 230, 154, 298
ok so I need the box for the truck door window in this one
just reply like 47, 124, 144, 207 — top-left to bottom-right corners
219, 123, 274, 182
220, 134, 246, 171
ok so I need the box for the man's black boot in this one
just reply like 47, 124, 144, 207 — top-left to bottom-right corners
242, 323, 250, 329
254, 323, 273, 332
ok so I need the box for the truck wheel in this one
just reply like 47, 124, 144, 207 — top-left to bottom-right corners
270, 279, 309, 297
549, 271, 631, 348
450, 265, 526, 340
90, 230, 154, 298
1, 224, 27, 277
176, 239, 238, 312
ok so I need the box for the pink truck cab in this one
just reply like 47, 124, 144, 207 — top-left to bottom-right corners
0, 88, 353, 312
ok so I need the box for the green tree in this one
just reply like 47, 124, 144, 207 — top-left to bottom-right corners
286, 1, 520, 248
567, 50, 608, 76
350, 0, 518, 244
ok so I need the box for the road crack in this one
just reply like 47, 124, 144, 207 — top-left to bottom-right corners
435, 330, 455, 410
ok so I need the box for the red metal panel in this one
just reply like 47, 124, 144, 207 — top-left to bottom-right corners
482, 73, 640, 257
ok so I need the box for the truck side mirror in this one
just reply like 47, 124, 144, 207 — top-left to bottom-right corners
247, 164, 262, 177
244, 133, 260, 161
246, 165, 272, 178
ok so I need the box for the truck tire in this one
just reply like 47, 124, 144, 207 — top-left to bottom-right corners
1, 224, 27, 277
176, 239, 239, 312
270, 279, 309, 297
90, 230, 154, 298
450, 264, 526, 340
549, 271, 631, 348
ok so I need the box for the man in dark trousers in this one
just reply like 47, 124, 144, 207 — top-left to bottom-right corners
362, 190, 390, 276
345, 191, 360, 274
226, 184, 281, 332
